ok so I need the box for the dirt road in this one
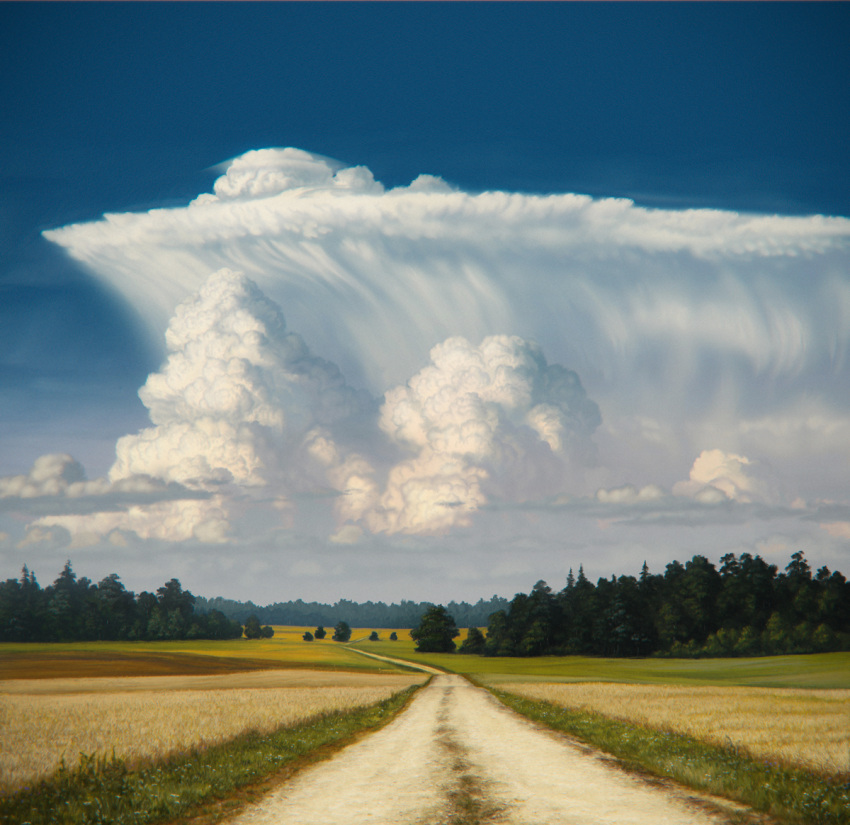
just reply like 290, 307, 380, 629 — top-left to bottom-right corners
226, 671, 731, 825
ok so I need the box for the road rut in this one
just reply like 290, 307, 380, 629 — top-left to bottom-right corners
226, 672, 730, 825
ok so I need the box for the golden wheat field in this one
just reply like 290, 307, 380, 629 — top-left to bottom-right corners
501, 681, 850, 775
0, 670, 425, 792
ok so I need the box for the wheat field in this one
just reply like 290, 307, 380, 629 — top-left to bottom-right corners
0, 671, 424, 792
501, 681, 850, 775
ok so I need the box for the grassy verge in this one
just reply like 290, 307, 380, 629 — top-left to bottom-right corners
0, 684, 422, 825
490, 688, 849, 825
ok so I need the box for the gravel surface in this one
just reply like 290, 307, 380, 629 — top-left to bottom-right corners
225, 672, 730, 825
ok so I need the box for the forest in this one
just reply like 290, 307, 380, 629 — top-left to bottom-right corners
194, 593, 509, 630
3, 550, 847, 657
0, 562, 243, 642
473, 551, 850, 658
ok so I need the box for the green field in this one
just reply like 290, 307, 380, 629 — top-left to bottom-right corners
355, 637, 850, 689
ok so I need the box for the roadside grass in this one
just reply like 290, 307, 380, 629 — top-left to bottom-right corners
490, 689, 849, 825
0, 683, 423, 825
499, 682, 849, 775
357, 646, 850, 823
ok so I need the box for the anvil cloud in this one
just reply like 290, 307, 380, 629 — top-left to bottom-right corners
2, 148, 849, 601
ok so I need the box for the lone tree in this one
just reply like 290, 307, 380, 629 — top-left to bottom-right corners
332, 620, 351, 642
389, 631, 398, 641
369, 630, 379, 641
410, 605, 459, 653
314, 625, 327, 639
302, 630, 314, 641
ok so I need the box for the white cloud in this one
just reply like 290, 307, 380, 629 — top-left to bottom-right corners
14, 147, 850, 597
596, 484, 665, 504
16, 269, 376, 544
43, 148, 850, 409
820, 521, 850, 540
0, 453, 210, 517
111, 268, 369, 490
0, 454, 85, 498
673, 448, 777, 504
367, 334, 600, 534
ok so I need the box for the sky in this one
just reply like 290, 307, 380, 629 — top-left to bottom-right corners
1, 2, 849, 605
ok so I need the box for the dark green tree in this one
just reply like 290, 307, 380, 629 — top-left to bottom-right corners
303, 630, 314, 641
332, 620, 351, 642
314, 625, 326, 639
244, 614, 262, 639
389, 631, 398, 641
369, 630, 379, 641
459, 626, 486, 653
410, 605, 459, 653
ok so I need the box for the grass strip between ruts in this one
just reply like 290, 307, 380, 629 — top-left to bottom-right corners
489, 688, 850, 825
0, 683, 423, 825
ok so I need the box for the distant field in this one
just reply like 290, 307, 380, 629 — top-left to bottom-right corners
0, 627, 417, 680
499, 681, 850, 775
359, 642, 850, 690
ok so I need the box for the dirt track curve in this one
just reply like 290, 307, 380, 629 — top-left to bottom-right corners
225, 658, 733, 825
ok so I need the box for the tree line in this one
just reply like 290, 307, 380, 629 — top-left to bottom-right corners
474, 551, 849, 658
0, 562, 243, 642
195, 593, 509, 629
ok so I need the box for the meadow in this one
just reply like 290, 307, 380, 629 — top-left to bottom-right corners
361, 635, 850, 688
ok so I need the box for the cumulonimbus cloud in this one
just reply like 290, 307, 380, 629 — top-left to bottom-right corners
23, 147, 850, 555
6, 269, 604, 542
27, 269, 378, 542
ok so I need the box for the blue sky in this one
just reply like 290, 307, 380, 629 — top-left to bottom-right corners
1, 2, 849, 603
